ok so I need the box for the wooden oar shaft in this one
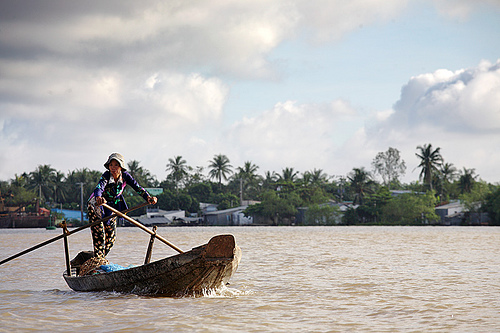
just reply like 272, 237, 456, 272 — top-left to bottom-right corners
102, 203, 184, 254
0, 202, 150, 266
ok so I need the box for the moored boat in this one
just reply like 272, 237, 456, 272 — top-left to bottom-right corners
63, 234, 241, 296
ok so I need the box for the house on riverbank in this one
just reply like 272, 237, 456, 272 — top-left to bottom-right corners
204, 206, 252, 226
435, 201, 489, 225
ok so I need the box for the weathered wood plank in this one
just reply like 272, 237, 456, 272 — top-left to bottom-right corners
63, 234, 241, 296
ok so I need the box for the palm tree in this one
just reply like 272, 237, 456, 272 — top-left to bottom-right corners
415, 143, 443, 191
438, 162, 457, 200
308, 169, 328, 187
262, 171, 278, 191
53, 171, 67, 203
278, 167, 299, 183
275, 167, 299, 193
29, 164, 56, 202
127, 160, 143, 180
166, 156, 189, 192
459, 168, 476, 193
65, 168, 101, 204
301, 171, 313, 187
127, 160, 156, 187
11, 173, 29, 188
348, 167, 375, 205
236, 161, 259, 181
235, 161, 261, 200
185, 166, 206, 187
441, 163, 457, 183
208, 154, 233, 188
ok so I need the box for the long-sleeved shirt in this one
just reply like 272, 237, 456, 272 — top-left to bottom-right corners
88, 170, 150, 218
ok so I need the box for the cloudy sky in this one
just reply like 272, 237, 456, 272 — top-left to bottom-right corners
1, 0, 499, 185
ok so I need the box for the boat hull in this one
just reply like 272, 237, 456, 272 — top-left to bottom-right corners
63, 234, 241, 296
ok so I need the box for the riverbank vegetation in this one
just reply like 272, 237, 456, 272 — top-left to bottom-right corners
1, 144, 499, 225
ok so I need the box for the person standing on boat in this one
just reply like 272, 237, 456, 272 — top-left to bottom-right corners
87, 153, 157, 258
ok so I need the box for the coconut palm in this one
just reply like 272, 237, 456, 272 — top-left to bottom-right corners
208, 154, 233, 187
308, 169, 328, 187
166, 156, 189, 191
441, 163, 458, 183
262, 171, 278, 191
415, 143, 443, 191
235, 161, 261, 200
53, 171, 67, 203
128, 160, 156, 187
127, 160, 143, 180
29, 164, 56, 202
438, 162, 458, 199
459, 168, 476, 193
236, 161, 259, 181
65, 168, 101, 204
275, 167, 299, 193
278, 167, 299, 183
348, 167, 375, 205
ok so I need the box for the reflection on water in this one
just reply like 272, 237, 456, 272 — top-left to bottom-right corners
1, 226, 499, 332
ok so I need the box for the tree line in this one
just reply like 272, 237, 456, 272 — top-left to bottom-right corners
1, 143, 499, 225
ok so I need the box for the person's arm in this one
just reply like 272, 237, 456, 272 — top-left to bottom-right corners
93, 171, 110, 205
123, 171, 157, 204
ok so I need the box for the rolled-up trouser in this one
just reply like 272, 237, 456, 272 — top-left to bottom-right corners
87, 198, 117, 258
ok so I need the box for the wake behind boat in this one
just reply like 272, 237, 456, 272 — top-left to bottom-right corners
64, 234, 241, 296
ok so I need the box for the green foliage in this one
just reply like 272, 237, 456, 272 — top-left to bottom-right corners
380, 192, 439, 225
304, 204, 341, 225
208, 154, 233, 186
177, 193, 193, 212
213, 193, 240, 210
157, 189, 176, 210
342, 207, 359, 225
188, 183, 213, 203
347, 167, 376, 205
2, 148, 500, 226
295, 186, 329, 206
372, 147, 406, 189
5, 185, 36, 206
156, 190, 199, 213
415, 143, 443, 191
244, 190, 299, 225
165, 156, 188, 191
357, 186, 394, 223
459, 180, 491, 213
484, 187, 500, 225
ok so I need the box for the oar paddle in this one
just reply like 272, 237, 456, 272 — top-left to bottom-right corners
101, 203, 184, 254
0, 202, 150, 266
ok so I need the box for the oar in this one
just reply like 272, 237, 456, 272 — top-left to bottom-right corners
0, 202, 150, 266
101, 203, 184, 254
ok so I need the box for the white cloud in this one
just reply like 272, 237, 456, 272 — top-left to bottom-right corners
360, 59, 500, 182
431, 0, 500, 19
391, 59, 500, 132
0, 1, 499, 184
295, 0, 408, 42
137, 72, 228, 124
0, 68, 229, 180
225, 100, 360, 174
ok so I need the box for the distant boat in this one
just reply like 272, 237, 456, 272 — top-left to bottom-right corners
63, 234, 241, 296
46, 213, 57, 230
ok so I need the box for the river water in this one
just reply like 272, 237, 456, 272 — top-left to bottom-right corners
0, 226, 499, 332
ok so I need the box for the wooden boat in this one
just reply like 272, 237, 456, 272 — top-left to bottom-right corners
63, 234, 241, 296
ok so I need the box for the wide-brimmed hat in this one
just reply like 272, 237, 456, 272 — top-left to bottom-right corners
104, 153, 126, 170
